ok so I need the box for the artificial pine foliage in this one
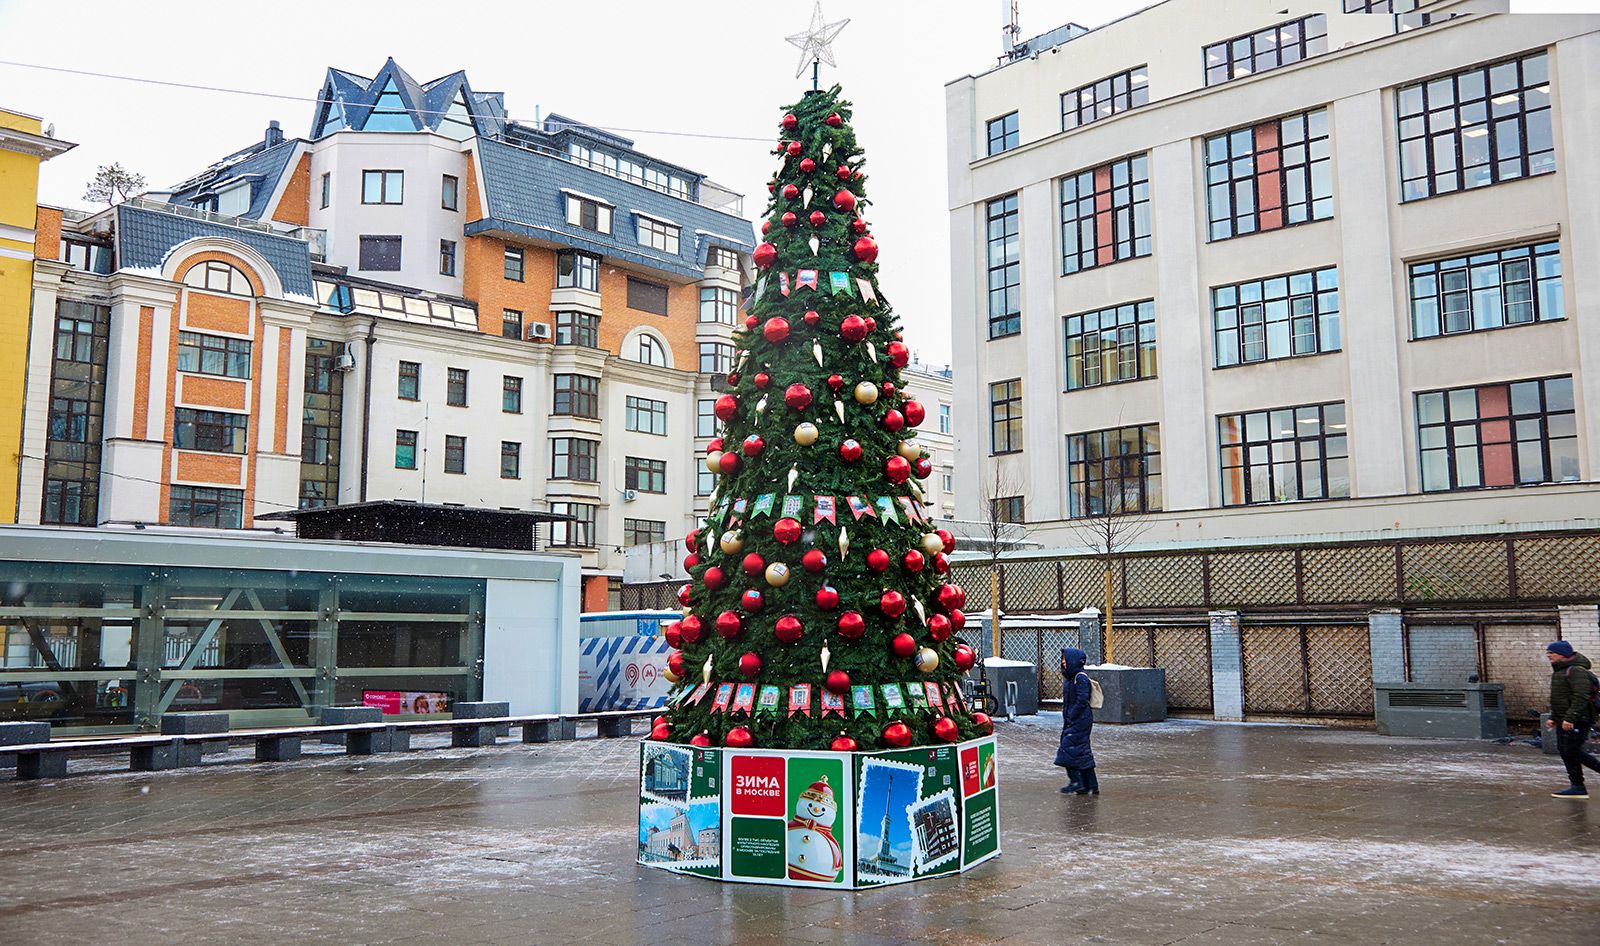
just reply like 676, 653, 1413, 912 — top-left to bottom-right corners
656, 85, 986, 751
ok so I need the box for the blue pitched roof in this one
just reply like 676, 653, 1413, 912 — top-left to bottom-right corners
471, 137, 753, 281
167, 139, 299, 221
311, 59, 507, 139
116, 204, 315, 300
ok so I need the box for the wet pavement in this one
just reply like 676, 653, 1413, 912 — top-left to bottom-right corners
2, 718, 1597, 946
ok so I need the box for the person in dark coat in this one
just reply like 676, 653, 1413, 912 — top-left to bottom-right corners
1544, 641, 1600, 799
1054, 647, 1098, 795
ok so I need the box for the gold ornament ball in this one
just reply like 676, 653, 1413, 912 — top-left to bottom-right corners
765, 562, 791, 587
853, 381, 879, 405
920, 532, 945, 557
897, 440, 923, 461
662, 666, 682, 684
914, 647, 940, 673
719, 529, 744, 554
794, 422, 819, 446
704, 450, 724, 473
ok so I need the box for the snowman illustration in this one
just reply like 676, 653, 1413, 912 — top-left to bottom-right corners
786, 776, 843, 882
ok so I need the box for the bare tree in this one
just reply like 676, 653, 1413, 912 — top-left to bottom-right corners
978, 464, 1028, 660
1064, 461, 1153, 665
83, 163, 146, 206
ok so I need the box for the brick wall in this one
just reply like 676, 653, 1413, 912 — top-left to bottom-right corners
1558, 604, 1600, 655
1209, 611, 1243, 720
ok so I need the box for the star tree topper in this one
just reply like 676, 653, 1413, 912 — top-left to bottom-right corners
786, 1, 850, 87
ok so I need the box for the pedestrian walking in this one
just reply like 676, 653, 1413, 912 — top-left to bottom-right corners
1544, 640, 1600, 799
1055, 647, 1098, 795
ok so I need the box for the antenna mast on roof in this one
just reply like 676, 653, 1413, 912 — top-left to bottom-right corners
1001, 0, 1022, 61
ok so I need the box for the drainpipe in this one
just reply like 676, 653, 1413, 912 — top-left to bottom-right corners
358, 317, 376, 501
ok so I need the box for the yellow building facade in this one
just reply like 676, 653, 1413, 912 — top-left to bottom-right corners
0, 107, 74, 522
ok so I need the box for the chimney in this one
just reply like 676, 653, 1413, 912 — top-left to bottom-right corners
265, 120, 283, 147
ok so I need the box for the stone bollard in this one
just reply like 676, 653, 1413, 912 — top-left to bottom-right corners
1, 721, 50, 770
451, 701, 510, 748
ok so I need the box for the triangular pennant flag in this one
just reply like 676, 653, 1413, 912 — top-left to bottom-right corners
712, 683, 734, 714
828, 271, 853, 295
788, 683, 813, 717
898, 496, 918, 522
820, 689, 846, 717
689, 682, 713, 705
732, 683, 756, 715
875, 496, 898, 523
907, 683, 929, 712
796, 269, 819, 291
779, 272, 791, 296
846, 496, 875, 520
880, 683, 907, 712
756, 685, 782, 717
924, 681, 944, 712
856, 278, 877, 303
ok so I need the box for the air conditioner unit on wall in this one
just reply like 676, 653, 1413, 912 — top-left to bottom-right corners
622, 489, 639, 502
528, 322, 552, 341
334, 352, 357, 371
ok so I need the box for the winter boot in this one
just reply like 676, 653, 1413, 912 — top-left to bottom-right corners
1551, 785, 1589, 799
1078, 767, 1100, 795
1059, 767, 1082, 794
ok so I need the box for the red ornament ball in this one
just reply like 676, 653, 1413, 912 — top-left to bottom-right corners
881, 381, 894, 397
825, 112, 843, 127
937, 584, 966, 612
740, 589, 764, 612
927, 613, 952, 641
914, 456, 934, 479
886, 341, 910, 368
866, 548, 891, 572
684, 530, 700, 552
815, 586, 841, 611
743, 434, 765, 458
761, 220, 771, 234
707, 438, 725, 455
838, 439, 863, 463
739, 652, 762, 678
753, 372, 771, 389
836, 164, 852, 180
716, 610, 743, 639
690, 732, 713, 747
714, 394, 739, 421
831, 734, 858, 752
781, 211, 798, 228
786, 140, 802, 156
885, 455, 911, 484
801, 549, 828, 572
651, 722, 671, 741
702, 567, 726, 592
972, 712, 995, 735
667, 651, 685, 677
836, 610, 865, 638
774, 615, 804, 644
882, 409, 905, 432
891, 632, 917, 658
802, 309, 821, 326
725, 726, 754, 748
763, 317, 790, 343
826, 373, 845, 391
938, 529, 956, 554
683, 552, 700, 570
799, 157, 816, 173
782, 183, 800, 199
741, 552, 766, 577
753, 242, 777, 269
953, 644, 977, 671
832, 189, 857, 213
933, 716, 960, 742
809, 210, 826, 228
949, 609, 967, 631
718, 451, 740, 475
781, 112, 798, 130
825, 670, 851, 695
863, 316, 876, 334
853, 236, 879, 263
879, 589, 906, 618
784, 383, 813, 411
745, 314, 760, 329
881, 721, 912, 748
839, 315, 868, 342
933, 553, 950, 574
903, 400, 926, 427
677, 583, 693, 607
773, 517, 802, 545
681, 616, 706, 646
663, 622, 683, 648
902, 549, 925, 573
851, 217, 868, 234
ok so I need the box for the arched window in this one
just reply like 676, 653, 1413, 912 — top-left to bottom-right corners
183, 260, 253, 296
634, 334, 668, 367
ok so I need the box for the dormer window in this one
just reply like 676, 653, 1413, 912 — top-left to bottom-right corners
439, 91, 476, 140
564, 192, 613, 234
216, 181, 251, 217
637, 214, 680, 255
364, 77, 417, 132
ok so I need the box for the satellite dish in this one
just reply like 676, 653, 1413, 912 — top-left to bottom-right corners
44, 123, 55, 138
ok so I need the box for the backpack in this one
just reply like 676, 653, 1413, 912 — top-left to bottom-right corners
1085, 674, 1104, 710
1568, 667, 1600, 716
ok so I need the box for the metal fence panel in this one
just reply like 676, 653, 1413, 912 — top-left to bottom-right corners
1514, 536, 1600, 599
1211, 550, 1296, 606
1243, 624, 1373, 718
1242, 626, 1307, 715
1303, 544, 1395, 605
1306, 625, 1373, 716
1401, 540, 1508, 602
1002, 559, 1059, 611
1125, 555, 1205, 609
1154, 626, 1213, 712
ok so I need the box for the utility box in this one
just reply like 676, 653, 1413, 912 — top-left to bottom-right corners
1085, 667, 1167, 724
1374, 683, 1507, 739
975, 658, 1038, 717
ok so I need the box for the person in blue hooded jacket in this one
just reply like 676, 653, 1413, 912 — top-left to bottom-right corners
1055, 647, 1099, 795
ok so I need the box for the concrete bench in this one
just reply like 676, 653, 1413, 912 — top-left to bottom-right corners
8, 734, 174, 780
157, 712, 231, 767
519, 716, 574, 743
1, 721, 50, 770
320, 706, 408, 754
590, 709, 657, 738
451, 702, 510, 748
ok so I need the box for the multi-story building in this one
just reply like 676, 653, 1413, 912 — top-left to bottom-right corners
0, 107, 74, 522
946, 3, 1597, 543
17, 60, 754, 609
902, 359, 958, 522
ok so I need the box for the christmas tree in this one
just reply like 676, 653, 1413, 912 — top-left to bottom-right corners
654, 84, 987, 752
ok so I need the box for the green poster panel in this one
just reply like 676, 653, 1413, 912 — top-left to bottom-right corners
854, 745, 963, 886
728, 816, 786, 879
722, 749, 853, 887
959, 737, 1000, 868
785, 755, 848, 884
639, 743, 721, 877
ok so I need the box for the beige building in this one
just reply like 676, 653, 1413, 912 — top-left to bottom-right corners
945, 2, 1599, 546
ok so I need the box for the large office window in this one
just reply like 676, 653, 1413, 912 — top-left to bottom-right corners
551, 438, 599, 481
627, 277, 669, 316
168, 486, 244, 529
625, 456, 667, 494
566, 194, 613, 233
986, 111, 1018, 156
1399, 51, 1553, 202
503, 376, 523, 414
985, 194, 1021, 338
503, 246, 525, 282
699, 342, 735, 375
624, 518, 667, 547
501, 441, 521, 479
626, 396, 667, 435
358, 235, 402, 271
1205, 15, 1327, 86
696, 399, 717, 438
1064, 300, 1157, 390
1061, 154, 1150, 274
176, 332, 251, 379
1213, 267, 1339, 367
1205, 108, 1332, 241
553, 374, 599, 418
49, 396, 92, 443
397, 361, 420, 400
989, 379, 1022, 455
1417, 375, 1577, 492
555, 311, 599, 347
1062, 66, 1149, 130
637, 216, 681, 254
361, 170, 403, 204
1067, 424, 1161, 517
557, 251, 599, 291
299, 338, 344, 508
395, 429, 417, 469
502, 308, 523, 339
700, 286, 737, 324
1220, 402, 1349, 506
446, 367, 468, 407
444, 435, 466, 474
1409, 241, 1562, 339
173, 408, 247, 454
549, 502, 597, 548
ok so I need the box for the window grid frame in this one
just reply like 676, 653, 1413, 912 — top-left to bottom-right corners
1061, 66, 1150, 131
1416, 375, 1578, 493
989, 379, 1023, 456
1408, 240, 1562, 340
626, 396, 668, 436
1219, 401, 1351, 506
1212, 266, 1341, 368
1204, 107, 1334, 242
443, 434, 466, 475
986, 111, 1019, 156
552, 374, 600, 418
625, 456, 668, 494
551, 437, 600, 482
1064, 299, 1157, 391
1067, 423, 1163, 518
985, 194, 1021, 338
1204, 14, 1328, 87
1060, 153, 1151, 275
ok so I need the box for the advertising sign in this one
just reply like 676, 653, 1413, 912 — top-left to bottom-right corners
638, 743, 722, 877
959, 737, 1000, 869
579, 634, 672, 712
721, 750, 854, 887
853, 744, 964, 886
362, 690, 451, 715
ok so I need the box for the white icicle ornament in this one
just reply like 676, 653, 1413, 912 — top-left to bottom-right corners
756, 395, 768, 415
834, 400, 845, 423
838, 526, 850, 559
703, 654, 714, 684
820, 642, 831, 673
866, 341, 877, 363
813, 340, 824, 367
788, 464, 799, 492
913, 599, 927, 625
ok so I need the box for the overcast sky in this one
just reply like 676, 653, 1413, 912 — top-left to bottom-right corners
0, 0, 1151, 364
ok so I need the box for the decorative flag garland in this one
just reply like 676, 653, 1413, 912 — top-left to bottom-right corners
788, 683, 813, 717
732, 683, 756, 715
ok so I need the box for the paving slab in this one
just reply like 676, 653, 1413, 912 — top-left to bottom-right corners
0, 717, 1595, 945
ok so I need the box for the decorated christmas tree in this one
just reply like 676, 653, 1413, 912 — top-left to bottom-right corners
654, 82, 986, 752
